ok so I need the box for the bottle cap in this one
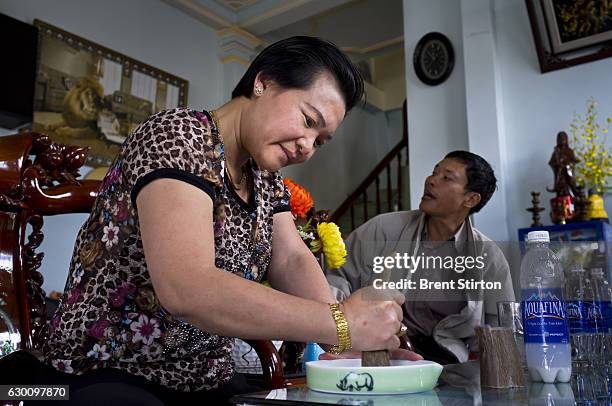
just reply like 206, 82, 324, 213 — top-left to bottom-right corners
526, 230, 550, 243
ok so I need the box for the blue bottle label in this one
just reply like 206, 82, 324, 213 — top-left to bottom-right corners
566, 300, 587, 334
586, 301, 605, 332
602, 301, 612, 331
522, 289, 569, 344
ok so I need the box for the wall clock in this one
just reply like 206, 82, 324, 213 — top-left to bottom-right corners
413, 32, 455, 86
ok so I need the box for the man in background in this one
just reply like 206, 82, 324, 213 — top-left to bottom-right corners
326, 151, 514, 364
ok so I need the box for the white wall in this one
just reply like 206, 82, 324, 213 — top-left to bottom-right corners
460, 0, 509, 242
403, 0, 469, 211
1, 0, 222, 294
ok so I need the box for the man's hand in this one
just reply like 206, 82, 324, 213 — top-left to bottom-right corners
318, 348, 423, 361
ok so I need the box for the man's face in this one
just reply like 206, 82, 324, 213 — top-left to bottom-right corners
419, 158, 474, 217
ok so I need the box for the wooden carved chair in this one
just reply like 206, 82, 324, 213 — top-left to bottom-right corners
0, 131, 285, 389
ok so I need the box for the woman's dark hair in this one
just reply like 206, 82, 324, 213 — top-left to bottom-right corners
445, 150, 497, 214
232, 36, 364, 113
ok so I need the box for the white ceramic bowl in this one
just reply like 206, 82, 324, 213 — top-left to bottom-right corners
306, 359, 443, 395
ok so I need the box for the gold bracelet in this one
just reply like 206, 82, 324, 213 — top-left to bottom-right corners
328, 303, 351, 354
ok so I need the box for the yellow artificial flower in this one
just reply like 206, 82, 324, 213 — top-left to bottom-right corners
316, 222, 347, 269
571, 98, 612, 193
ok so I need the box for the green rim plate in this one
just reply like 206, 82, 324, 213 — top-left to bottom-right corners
306, 359, 443, 395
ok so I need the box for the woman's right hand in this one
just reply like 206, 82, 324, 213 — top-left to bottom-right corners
341, 286, 405, 352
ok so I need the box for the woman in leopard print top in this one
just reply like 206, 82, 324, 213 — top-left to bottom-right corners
38, 36, 419, 404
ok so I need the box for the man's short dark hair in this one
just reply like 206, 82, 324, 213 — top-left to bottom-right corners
232, 36, 364, 113
445, 150, 497, 214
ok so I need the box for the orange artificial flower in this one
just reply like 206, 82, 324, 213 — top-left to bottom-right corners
283, 178, 314, 218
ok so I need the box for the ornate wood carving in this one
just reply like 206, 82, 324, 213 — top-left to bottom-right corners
23, 214, 46, 348
0, 132, 98, 352
29, 133, 89, 186
0, 133, 91, 211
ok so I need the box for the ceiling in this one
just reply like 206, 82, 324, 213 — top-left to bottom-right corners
161, 0, 405, 110
212, 0, 260, 12
161, 0, 404, 60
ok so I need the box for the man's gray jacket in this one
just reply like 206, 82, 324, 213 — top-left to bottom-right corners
326, 210, 515, 362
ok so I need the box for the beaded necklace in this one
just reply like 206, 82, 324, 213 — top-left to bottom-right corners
210, 110, 247, 191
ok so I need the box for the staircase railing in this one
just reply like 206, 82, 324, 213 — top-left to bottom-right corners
331, 100, 409, 232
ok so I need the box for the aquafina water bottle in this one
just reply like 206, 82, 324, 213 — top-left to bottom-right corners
521, 230, 571, 383
590, 267, 612, 334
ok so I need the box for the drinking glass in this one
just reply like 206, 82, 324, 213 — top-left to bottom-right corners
571, 369, 598, 406
497, 301, 525, 367
592, 366, 612, 406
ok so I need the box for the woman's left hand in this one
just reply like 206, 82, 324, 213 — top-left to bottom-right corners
318, 349, 423, 361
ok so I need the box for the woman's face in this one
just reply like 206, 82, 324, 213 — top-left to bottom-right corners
242, 73, 346, 172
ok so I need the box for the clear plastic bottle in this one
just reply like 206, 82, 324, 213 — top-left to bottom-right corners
590, 267, 612, 366
590, 268, 612, 332
566, 267, 592, 369
521, 230, 572, 383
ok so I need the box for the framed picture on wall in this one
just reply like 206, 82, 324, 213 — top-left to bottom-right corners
525, 0, 612, 73
541, 0, 612, 53
32, 20, 189, 168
